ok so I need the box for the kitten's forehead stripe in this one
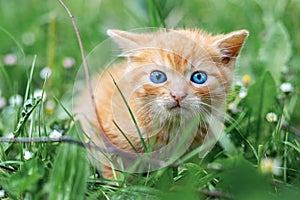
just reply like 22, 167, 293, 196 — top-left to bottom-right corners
164, 52, 189, 74
166, 53, 174, 67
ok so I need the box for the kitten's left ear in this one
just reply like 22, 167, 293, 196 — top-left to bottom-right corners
213, 30, 249, 64
107, 29, 142, 56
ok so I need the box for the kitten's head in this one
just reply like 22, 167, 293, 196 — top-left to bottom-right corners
108, 28, 248, 130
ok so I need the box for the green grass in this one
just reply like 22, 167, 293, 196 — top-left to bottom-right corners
0, 0, 300, 199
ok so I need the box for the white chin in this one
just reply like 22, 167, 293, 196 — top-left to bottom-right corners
167, 107, 187, 116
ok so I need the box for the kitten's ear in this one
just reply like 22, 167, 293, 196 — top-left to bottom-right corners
107, 29, 141, 56
213, 30, 249, 64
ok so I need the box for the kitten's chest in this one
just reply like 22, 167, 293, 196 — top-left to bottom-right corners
146, 119, 207, 150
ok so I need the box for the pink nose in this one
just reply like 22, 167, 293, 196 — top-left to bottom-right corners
170, 91, 187, 102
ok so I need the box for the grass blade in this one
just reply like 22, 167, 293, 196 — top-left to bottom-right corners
24, 55, 37, 102
147, 0, 166, 27
109, 73, 148, 152
113, 120, 139, 153
45, 125, 88, 200
54, 96, 75, 121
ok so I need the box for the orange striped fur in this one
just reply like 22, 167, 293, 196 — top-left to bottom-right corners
74, 28, 248, 179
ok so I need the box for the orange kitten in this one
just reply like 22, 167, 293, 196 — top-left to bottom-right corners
74, 28, 248, 179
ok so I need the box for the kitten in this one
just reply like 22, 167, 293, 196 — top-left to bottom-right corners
74, 28, 248, 179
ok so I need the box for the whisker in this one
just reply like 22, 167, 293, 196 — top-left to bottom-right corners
185, 96, 242, 135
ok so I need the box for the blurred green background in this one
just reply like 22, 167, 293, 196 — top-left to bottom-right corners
0, 0, 300, 199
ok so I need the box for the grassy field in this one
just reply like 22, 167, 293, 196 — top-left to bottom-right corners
0, 0, 300, 199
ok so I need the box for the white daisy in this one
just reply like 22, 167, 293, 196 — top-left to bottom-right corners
49, 129, 62, 139
266, 112, 278, 122
280, 82, 293, 93
9, 94, 23, 106
23, 150, 34, 160
40, 67, 52, 79
0, 96, 6, 109
63, 57, 76, 69
260, 158, 281, 176
3, 53, 17, 66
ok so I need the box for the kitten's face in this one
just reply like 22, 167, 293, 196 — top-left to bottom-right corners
125, 51, 222, 122
109, 29, 248, 128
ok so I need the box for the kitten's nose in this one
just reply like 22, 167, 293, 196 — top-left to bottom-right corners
170, 91, 187, 102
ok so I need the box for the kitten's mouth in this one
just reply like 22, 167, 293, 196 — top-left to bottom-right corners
163, 100, 187, 113
167, 102, 184, 112
170, 104, 181, 109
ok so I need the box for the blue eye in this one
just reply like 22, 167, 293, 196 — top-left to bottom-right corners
191, 71, 207, 84
150, 71, 167, 84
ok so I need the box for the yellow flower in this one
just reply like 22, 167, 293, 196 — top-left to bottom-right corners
83, 135, 90, 143
45, 100, 55, 115
242, 74, 251, 85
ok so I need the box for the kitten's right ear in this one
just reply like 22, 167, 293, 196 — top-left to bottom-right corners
107, 29, 140, 56
213, 29, 249, 64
